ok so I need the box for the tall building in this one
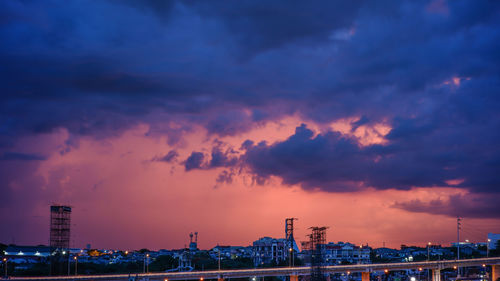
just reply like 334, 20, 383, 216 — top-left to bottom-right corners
49, 205, 71, 250
252, 237, 287, 266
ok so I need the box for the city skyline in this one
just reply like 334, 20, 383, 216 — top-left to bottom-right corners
1, 0, 500, 251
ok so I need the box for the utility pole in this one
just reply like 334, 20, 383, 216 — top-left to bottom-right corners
218, 247, 221, 271
457, 217, 461, 260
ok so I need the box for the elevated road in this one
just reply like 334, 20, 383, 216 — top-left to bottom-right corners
7, 257, 500, 281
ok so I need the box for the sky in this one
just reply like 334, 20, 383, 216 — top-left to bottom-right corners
1, 0, 500, 251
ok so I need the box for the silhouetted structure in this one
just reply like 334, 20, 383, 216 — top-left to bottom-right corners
308, 226, 328, 281
189, 232, 198, 251
50, 205, 72, 250
286, 218, 298, 266
285, 218, 297, 249
49, 205, 71, 275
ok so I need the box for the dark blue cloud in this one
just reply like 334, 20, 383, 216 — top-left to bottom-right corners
153, 150, 179, 163
184, 0, 365, 56
184, 152, 204, 171
2, 0, 499, 140
237, 122, 500, 217
240, 121, 500, 193
393, 193, 500, 219
182, 144, 239, 171
1, 0, 500, 219
0, 152, 46, 161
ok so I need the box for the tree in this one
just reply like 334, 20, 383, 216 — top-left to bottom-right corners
149, 255, 178, 272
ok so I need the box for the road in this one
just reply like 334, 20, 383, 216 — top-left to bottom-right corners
6, 257, 500, 281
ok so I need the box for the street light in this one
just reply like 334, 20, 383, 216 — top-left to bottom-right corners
3, 258, 7, 278
427, 242, 431, 281
358, 245, 362, 264
74, 256, 78, 275
145, 254, 150, 273
487, 239, 491, 257
427, 242, 431, 261
289, 247, 292, 267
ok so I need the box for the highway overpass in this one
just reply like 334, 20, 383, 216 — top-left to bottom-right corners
6, 257, 500, 281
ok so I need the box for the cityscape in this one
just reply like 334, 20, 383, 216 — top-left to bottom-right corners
1, 206, 499, 280
2, 0, 500, 281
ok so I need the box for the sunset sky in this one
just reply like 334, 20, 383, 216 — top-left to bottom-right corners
1, 0, 500, 251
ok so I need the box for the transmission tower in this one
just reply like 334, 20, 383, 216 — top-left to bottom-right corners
286, 218, 298, 267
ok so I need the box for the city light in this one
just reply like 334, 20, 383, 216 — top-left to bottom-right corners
410, 277, 416, 281
384, 269, 389, 274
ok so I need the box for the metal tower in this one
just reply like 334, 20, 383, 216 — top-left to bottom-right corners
286, 218, 297, 247
49, 205, 72, 250
286, 218, 298, 266
308, 226, 328, 281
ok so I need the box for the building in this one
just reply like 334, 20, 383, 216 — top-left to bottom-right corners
3, 245, 52, 258
211, 245, 252, 260
488, 233, 500, 250
49, 205, 72, 250
374, 247, 399, 260
252, 237, 287, 266
323, 242, 371, 265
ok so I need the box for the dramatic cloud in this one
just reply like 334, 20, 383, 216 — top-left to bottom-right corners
393, 193, 500, 219
1, 0, 500, 246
